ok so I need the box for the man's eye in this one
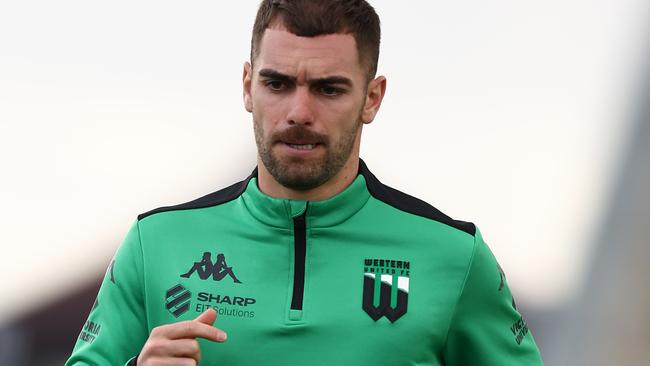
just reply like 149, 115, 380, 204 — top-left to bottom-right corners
266, 80, 285, 91
319, 86, 342, 96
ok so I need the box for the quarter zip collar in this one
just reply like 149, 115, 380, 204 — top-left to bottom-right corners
241, 160, 371, 229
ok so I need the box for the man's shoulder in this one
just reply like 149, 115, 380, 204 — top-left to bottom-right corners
137, 169, 257, 221
359, 160, 476, 237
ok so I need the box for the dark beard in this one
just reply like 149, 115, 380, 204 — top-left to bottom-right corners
254, 122, 361, 191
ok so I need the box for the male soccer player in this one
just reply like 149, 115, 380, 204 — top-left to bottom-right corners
66, 1, 544, 365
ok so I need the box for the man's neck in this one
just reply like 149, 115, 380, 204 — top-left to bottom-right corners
257, 157, 360, 202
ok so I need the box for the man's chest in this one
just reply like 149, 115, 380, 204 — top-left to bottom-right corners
141, 225, 466, 365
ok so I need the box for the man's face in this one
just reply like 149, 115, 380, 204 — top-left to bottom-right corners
243, 27, 378, 191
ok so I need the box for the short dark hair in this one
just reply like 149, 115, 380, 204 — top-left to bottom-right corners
250, 0, 381, 81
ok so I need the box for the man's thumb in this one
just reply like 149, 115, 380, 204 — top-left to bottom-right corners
195, 308, 217, 325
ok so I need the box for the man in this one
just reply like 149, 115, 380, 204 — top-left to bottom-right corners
66, 0, 544, 365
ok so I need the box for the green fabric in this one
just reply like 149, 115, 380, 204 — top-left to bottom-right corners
66, 173, 543, 365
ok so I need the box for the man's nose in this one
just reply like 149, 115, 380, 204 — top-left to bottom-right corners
286, 86, 314, 125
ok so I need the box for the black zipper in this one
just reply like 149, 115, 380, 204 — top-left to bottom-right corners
290, 205, 308, 310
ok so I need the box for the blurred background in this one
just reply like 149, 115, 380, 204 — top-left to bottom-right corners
0, 0, 648, 364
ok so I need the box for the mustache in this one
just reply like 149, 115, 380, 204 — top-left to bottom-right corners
272, 125, 328, 145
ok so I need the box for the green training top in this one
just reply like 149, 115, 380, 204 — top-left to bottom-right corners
66, 159, 543, 365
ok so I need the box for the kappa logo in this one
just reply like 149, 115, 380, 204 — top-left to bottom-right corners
166, 284, 191, 317
181, 251, 242, 283
361, 258, 410, 323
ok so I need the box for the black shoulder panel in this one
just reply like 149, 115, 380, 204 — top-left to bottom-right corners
137, 168, 258, 221
358, 159, 476, 236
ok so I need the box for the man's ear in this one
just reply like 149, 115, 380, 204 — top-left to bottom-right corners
360, 75, 387, 124
243, 62, 253, 113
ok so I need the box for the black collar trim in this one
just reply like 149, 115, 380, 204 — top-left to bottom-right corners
138, 159, 476, 237
358, 159, 476, 236
137, 168, 258, 221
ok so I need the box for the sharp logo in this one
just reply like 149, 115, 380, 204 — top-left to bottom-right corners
362, 258, 410, 323
166, 284, 191, 318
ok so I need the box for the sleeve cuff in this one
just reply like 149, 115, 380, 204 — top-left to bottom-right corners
125, 355, 139, 366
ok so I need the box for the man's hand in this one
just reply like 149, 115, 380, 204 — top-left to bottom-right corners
137, 308, 227, 365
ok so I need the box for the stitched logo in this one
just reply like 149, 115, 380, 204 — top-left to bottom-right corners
166, 284, 191, 317
361, 258, 410, 322
180, 251, 242, 283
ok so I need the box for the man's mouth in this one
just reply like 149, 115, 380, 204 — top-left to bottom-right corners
273, 126, 327, 153
286, 143, 317, 150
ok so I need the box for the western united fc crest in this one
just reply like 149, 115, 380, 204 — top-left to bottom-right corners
361, 258, 410, 322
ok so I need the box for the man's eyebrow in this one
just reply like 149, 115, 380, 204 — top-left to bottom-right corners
311, 76, 353, 87
258, 68, 353, 87
258, 69, 296, 83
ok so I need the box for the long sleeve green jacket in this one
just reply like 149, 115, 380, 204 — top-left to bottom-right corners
66, 159, 543, 365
